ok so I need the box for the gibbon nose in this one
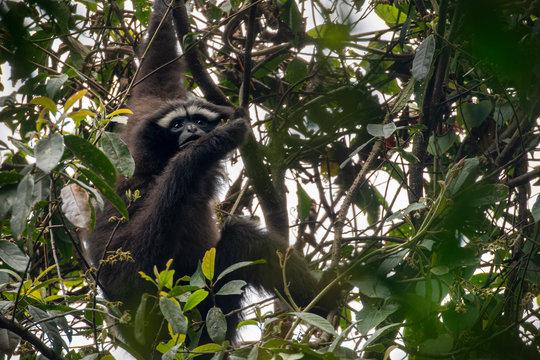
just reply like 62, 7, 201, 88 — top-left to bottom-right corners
186, 123, 197, 133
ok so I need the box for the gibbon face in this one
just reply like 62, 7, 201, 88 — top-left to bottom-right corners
140, 99, 233, 159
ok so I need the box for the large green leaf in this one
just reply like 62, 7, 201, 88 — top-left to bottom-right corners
215, 280, 246, 296
79, 167, 128, 219
367, 122, 397, 139
0, 171, 23, 187
215, 259, 265, 282
356, 303, 399, 336
375, 4, 407, 26
35, 133, 64, 173
532, 194, 540, 223
134, 294, 150, 345
206, 307, 227, 343
285, 58, 307, 84
183, 289, 209, 312
100, 132, 135, 177
27, 306, 66, 355
296, 182, 311, 220
0, 240, 30, 272
64, 135, 117, 187
458, 100, 492, 129
10, 173, 34, 239
427, 131, 457, 156
412, 35, 436, 81
290, 312, 337, 335
159, 297, 187, 335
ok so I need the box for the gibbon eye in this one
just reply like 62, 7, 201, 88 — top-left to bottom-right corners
170, 120, 183, 129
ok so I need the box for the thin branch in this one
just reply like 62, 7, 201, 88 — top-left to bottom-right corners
172, 0, 231, 106
332, 138, 384, 269
239, 0, 258, 109
506, 167, 540, 188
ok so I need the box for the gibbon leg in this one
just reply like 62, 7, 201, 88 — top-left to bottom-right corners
214, 217, 320, 340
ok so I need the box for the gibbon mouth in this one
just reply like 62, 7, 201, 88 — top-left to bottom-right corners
179, 135, 201, 149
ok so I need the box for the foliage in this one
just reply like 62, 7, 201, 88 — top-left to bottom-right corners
1, 0, 540, 359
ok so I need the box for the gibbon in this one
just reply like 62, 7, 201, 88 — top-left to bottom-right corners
83, 0, 332, 357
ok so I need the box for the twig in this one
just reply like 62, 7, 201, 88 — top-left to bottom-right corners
331, 138, 384, 269
239, 0, 258, 109
506, 167, 540, 188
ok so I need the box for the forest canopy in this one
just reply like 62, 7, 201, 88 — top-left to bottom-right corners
0, 0, 540, 359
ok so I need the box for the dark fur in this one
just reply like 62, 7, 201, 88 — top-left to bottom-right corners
84, 0, 325, 357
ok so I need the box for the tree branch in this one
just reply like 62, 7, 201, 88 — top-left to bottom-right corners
171, 0, 231, 106
0, 315, 62, 360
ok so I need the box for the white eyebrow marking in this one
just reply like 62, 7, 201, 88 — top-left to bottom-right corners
157, 105, 221, 128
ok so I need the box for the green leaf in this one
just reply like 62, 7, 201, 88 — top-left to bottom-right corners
10, 173, 34, 239
65, 175, 104, 211
215, 259, 265, 282
296, 182, 311, 220
532, 194, 540, 223
35, 133, 64, 173
366, 123, 397, 139
290, 312, 337, 335
238, 319, 258, 328
202, 248, 216, 281
445, 157, 481, 196
0, 240, 30, 272
494, 103, 514, 126
190, 263, 206, 288
431, 265, 450, 275
216, 280, 246, 296
350, 275, 391, 299
64, 89, 87, 112
134, 294, 150, 344
100, 132, 135, 177
159, 297, 187, 335
398, 16, 411, 48
355, 303, 399, 336
285, 58, 307, 84
216, 259, 266, 282
27, 305, 66, 354
30, 96, 57, 114
412, 35, 436, 81
247, 344, 259, 360
427, 131, 457, 156
391, 78, 415, 114
280, 0, 302, 35
60, 184, 93, 230
360, 323, 401, 351
442, 302, 479, 334
207, 307, 227, 343
318, 23, 351, 51
420, 334, 454, 354
374, 4, 407, 26
184, 289, 209, 312
0, 171, 23, 187
387, 201, 427, 222
64, 135, 117, 187
162, 343, 182, 360
46, 74, 69, 98
79, 167, 128, 219
458, 100, 492, 129
158, 269, 175, 290
253, 56, 287, 78
191, 343, 222, 353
